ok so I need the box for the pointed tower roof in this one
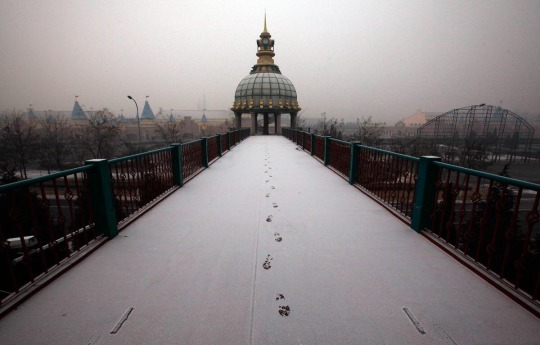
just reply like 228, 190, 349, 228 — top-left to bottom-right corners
252, 15, 279, 74
141, 99, 155, 119
263, 12, 269, 34
71, 99, 87, 120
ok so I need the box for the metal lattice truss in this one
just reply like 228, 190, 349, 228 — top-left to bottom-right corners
417, 105, 534, 163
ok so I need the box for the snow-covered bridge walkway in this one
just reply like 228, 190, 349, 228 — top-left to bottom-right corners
0, 136, 538, 344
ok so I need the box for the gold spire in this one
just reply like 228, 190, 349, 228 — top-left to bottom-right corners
255, 13, 275, 67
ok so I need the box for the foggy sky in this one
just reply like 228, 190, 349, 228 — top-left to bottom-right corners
1, 0, 539, 123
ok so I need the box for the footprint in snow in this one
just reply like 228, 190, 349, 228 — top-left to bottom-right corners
263, 255, 273, 270
278, 305, 290, 317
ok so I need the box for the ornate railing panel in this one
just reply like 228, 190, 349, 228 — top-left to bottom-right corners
207, 135, 219, 163
356, 148, 419, 218
304, 132, 312, 152
109, 148, 174, 224
0, 167, 97, 305
221, 134, 229, 154
328, 139, 351, 178
429, 163, 540, 302
313, 135, 325, 161
233, 130, 239, 146
182, 140, 203, 181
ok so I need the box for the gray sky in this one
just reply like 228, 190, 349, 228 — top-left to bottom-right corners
1, 0, 539, 123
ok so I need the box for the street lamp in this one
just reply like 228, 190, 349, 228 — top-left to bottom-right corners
127, 95, 141, 148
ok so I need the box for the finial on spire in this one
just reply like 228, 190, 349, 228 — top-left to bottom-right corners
264, 11, 268, 32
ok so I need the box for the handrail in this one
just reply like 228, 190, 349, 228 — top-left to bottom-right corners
0, 165, 91, 191
109, 147, 172, 164
434, 161, 540, 191
359, 145, 420, 163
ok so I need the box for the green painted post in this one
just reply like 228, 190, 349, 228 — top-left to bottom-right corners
171, 144, 183, 187
301, 131, 306, 150
324, 136, 331, 166
227, 131, 231, 151
217, 134, 223, 157
85, 159, 118, 238
411, 156, 441, 232
201, 137, 209, 168
310, 133, 315, 156
348, 142, 361, 185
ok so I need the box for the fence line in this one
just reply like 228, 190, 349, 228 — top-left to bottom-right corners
282, 127, 539, 314
0, 128, 250, 310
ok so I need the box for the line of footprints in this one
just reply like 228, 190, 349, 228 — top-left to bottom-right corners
262, 147, 290, 317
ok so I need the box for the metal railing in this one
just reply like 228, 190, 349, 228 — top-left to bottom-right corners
356, 147, 419, 218
0, 128, 250, 310
181, 139, 204, 181
207, 135, 220, 163
283, 128, 539, 313
0, 167, 97, 307
328, 138, 351, 179
428, 161, 540, 303
109, 148, 175, 224
313, 135, 325, 161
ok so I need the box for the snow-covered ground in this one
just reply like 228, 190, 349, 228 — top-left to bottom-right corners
0, 136, 538, 344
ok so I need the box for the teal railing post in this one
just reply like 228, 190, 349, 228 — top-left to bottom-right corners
85, 159, 118, 238
227, 131, 231, 151
348, 142, 361, 185
171, 143, 184, 187
324, 136, 331, 166
310, 133, 315, 156
217, 134, 223, 157
201, 137, 209, 168
411, 156, 441, 232
301, 131, 306, 150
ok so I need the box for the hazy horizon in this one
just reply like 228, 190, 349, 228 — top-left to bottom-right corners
1, 0, 539, 123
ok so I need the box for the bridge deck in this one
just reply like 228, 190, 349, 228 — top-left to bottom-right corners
1, 136, 538, 344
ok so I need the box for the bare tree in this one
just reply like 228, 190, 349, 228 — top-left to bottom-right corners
155, 117, 185, 144
0, 110, 39, 179
38, 112, 72, 172
78, 110, 121, 159
316, 112, 344, 139
349, 116, 384, 146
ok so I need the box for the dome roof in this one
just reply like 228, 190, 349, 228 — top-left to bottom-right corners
232, 72, 300, 113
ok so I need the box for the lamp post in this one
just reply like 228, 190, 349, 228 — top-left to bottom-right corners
127, 95, 141, 149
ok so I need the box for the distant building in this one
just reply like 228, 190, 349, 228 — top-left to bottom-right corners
402, 109, 440, 127
71, 100, 87, 120
141, 99, 155, 120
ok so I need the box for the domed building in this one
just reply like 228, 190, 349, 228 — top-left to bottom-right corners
231, 16, 300, 135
